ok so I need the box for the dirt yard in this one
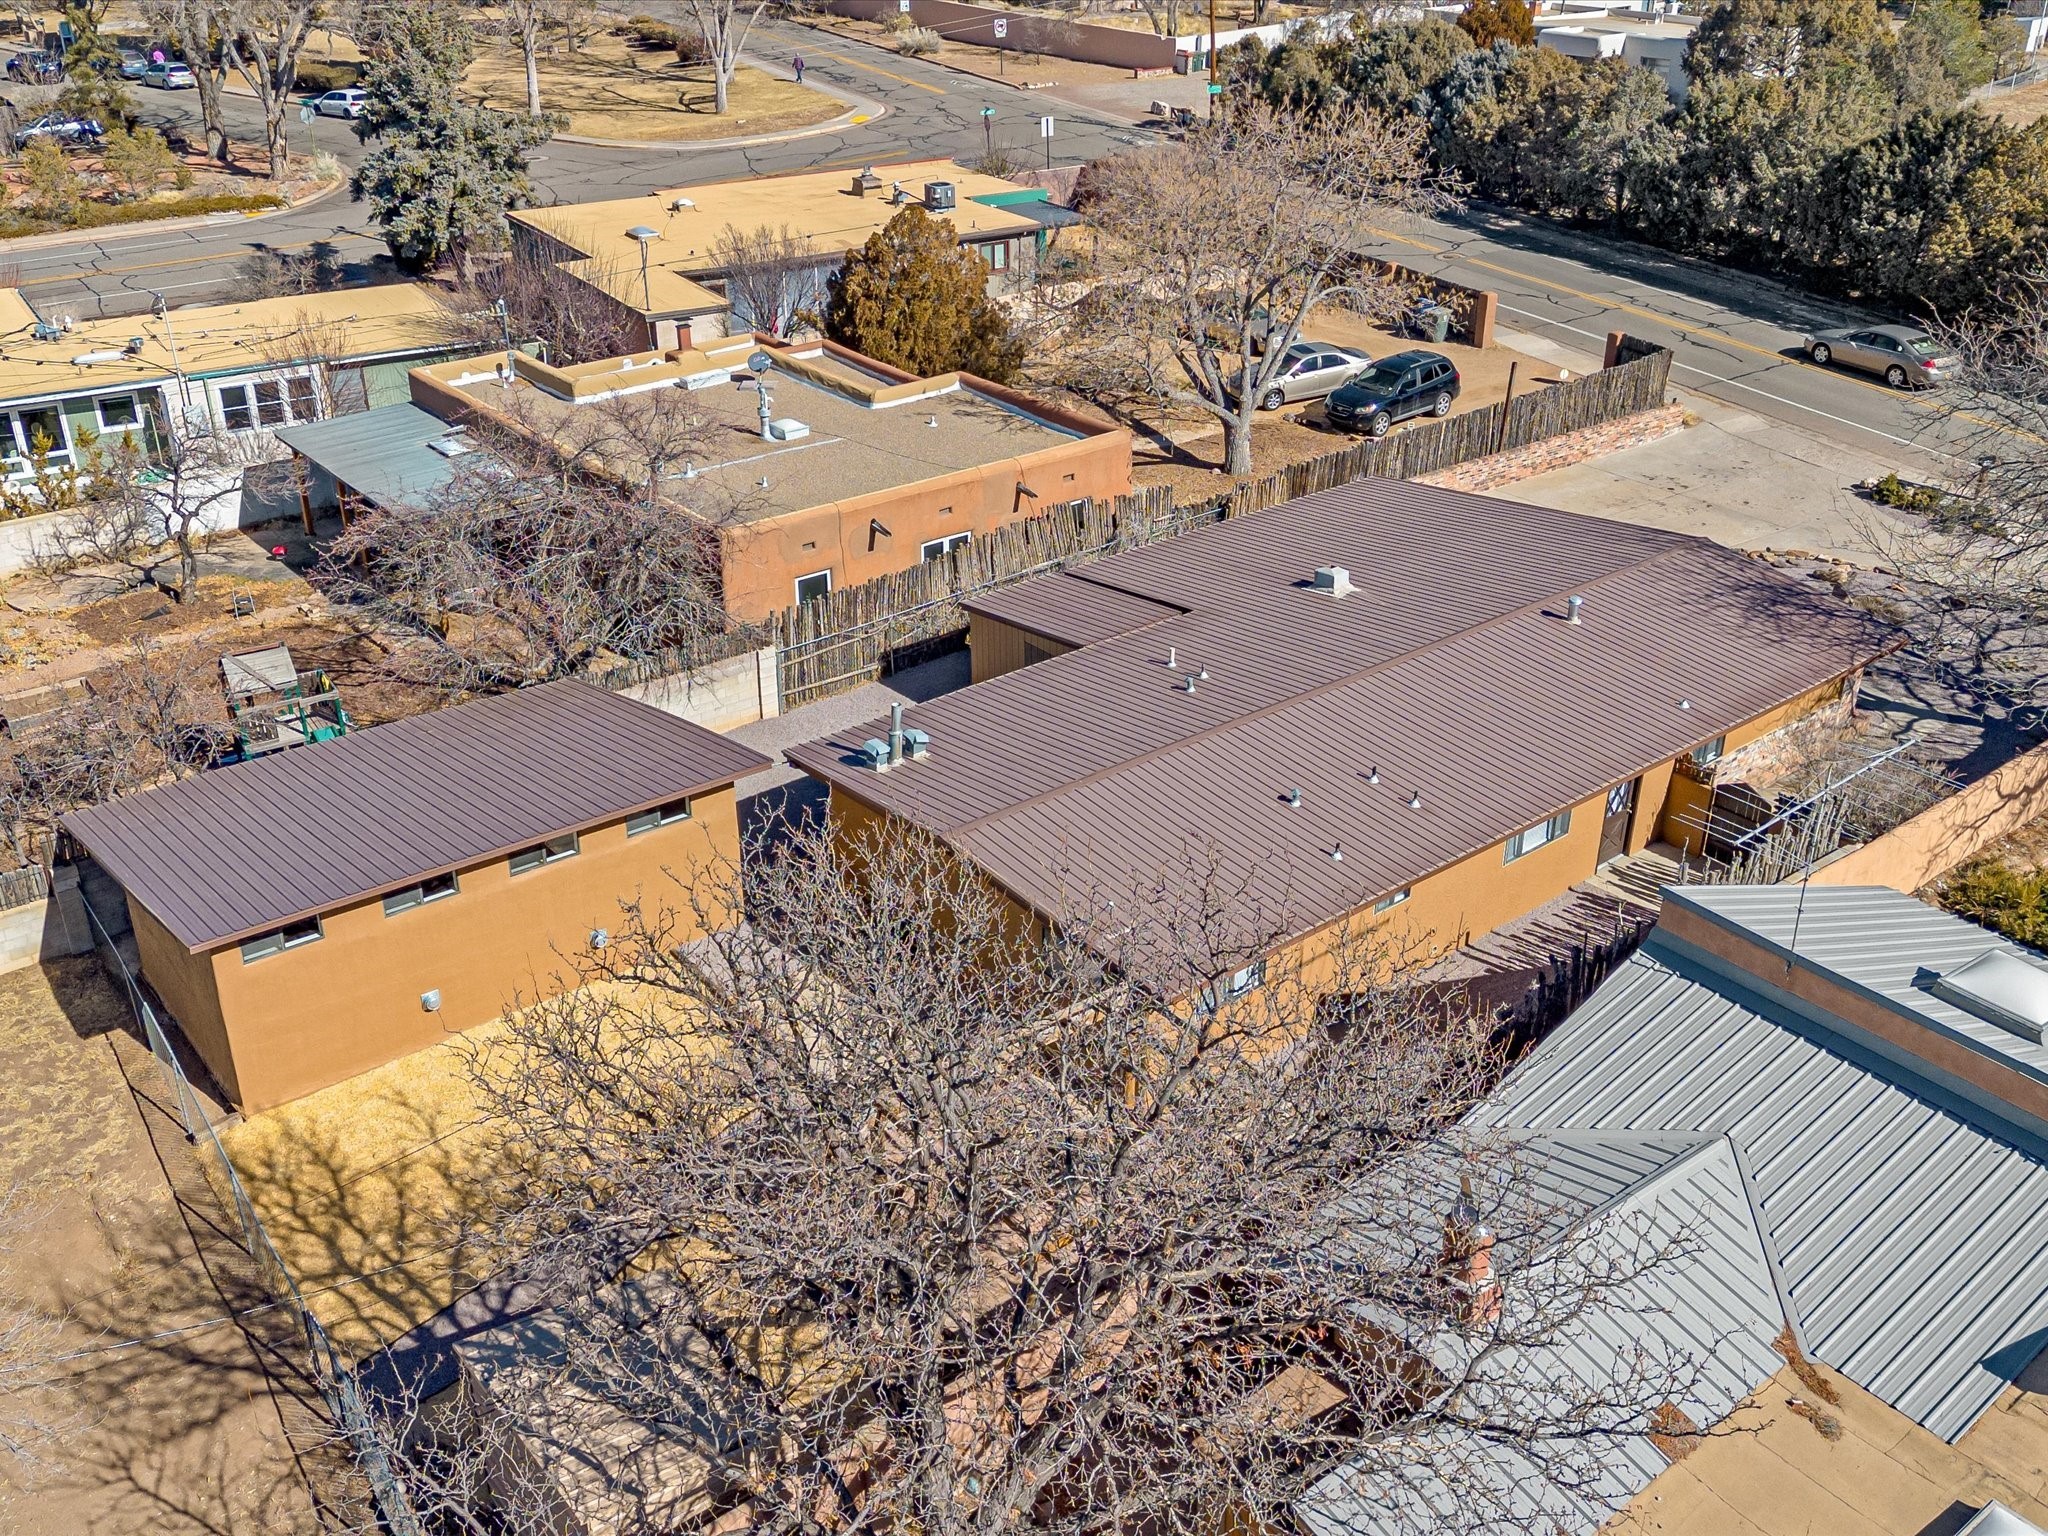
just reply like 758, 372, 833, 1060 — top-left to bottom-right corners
0, 959, 324, 1536
1987, 77, 2048, 129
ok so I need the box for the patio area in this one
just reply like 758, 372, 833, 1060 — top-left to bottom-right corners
1433, 842, 1686, 983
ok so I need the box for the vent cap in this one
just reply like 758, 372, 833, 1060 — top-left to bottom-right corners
1931, 949, 2048, 1044
1313, 565, 1352, 597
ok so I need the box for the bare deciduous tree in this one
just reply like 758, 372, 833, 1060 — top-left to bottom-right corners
1051, 102, 1453, 475
501, 0, 557, 116
0, 1188, 65, 1474
679, 0, 767, 114
711, 223, 831, 340
1869, 291, 2048, 718
349, 821, 1712, 1536
317, 396, 739, 691
222, 0, 322, 179
0, 641, 230, 862
442, 249, 648, 366
143, 0, 233, 162
33, 427, 244, 604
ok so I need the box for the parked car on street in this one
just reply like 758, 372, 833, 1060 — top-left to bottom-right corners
1237, 341, 1373, 411
312, 88, 367, 118
118, 49, 149, 78
1323, 349, 1461, 437
13, 110, 103, 149
1803, 324, 1958, 388
142, 59, 195, 89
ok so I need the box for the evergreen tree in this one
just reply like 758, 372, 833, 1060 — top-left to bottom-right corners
1456, 0, 1534, 49
349, 0, 555, 270
1338, 16, 1472, 119
57, 3, 132, 125
824, 207, 1024, 382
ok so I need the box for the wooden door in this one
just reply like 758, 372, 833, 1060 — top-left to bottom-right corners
1599, 778, 1638, 866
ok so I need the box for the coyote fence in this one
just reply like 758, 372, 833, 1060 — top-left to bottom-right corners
773, 343, 1672, 708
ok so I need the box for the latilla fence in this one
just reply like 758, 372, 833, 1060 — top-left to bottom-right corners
76, 887, 422, 1534
775, 341, 1674, 708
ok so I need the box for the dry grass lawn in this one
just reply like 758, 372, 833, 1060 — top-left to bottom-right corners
1988, 76, 2048, 128
465, 29, 842, 141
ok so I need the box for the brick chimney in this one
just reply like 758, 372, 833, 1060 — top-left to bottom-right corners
1440, 1173, 1503, 1329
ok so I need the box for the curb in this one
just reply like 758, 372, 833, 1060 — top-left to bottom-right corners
551, 87, 885, 150
0, 176, 351, 254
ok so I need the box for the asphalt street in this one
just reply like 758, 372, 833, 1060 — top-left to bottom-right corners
4, 16, 1152, 319
1358, 206, 1988, 475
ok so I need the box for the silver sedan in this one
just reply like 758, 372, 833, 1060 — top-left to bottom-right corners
1804, 324, 1958, 389
1244, 342, 1373, 411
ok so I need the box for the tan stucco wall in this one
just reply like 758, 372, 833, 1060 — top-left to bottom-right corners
131, 897, 238, 1103
716, 430, 1132, 622
968, 613, 1077, 684
1811, 737, 2048, 894
168, 786, 743, 1113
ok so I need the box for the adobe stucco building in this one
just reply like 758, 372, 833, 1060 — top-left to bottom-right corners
402, 335, 1131, 622
787, 480, 1891, 991
63, 681, 768, 1111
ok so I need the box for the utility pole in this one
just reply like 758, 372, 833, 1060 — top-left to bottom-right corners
1208, 0, 1218, 117
151, 290, 190, 439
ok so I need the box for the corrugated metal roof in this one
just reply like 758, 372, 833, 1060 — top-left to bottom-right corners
1475, 886, 2048, 1442
63, 680, 770, 952
790, 480, 1888, 947
1300, 1131, 1786, 1536
962, 572, 1183, 648
274, 403, 470, 509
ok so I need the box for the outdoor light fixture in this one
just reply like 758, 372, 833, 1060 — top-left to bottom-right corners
625, 224, 661, 311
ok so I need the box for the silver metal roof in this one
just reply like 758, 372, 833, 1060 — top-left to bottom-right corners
1476, 885, 2048, 1443
1301, 1131, 1785, 1536
274, 402, 469, 509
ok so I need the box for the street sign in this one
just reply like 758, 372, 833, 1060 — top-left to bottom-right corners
1207, 82, 1222, 94
299, 105, 314, 123
898, 0, 910, 12
1039, 115, 1053, 137
981, 105, 994, 117
992, 17, 1007, 36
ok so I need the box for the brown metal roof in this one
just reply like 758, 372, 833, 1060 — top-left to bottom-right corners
787, 479, 1892, 945
63, 680, 770, 953
963, 572, 1184, 648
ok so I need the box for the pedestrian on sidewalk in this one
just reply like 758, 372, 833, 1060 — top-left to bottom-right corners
793, 53, 805, 81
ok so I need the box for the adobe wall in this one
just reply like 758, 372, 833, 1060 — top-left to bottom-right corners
1808, 740, 2048, 895
831, 0, 1179, 69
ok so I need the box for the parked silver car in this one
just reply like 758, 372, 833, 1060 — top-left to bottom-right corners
1804, 324, 1958, 389
1241, 341, 1373, 411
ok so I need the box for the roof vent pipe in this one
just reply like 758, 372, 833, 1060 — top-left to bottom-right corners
1408, 791, 1423, 809
1181, 673, 1198, 694
889, 702, 905, 765
1367, 766, 1380, 784
1167, 646, 1176, 669
1286, 787, 1302, 808
1566, 594, 1583, 625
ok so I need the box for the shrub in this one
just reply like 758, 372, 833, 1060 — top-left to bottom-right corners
20, 137, 80, 220
896, 25, 940, 54
674, 22, 711, 64
1869, 471, 1946, 513
1938, 859, 2048, 949
621, 16, 680, 47
294, 58, 362, 92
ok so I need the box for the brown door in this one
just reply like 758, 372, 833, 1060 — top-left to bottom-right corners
1599, 778, 1638, 866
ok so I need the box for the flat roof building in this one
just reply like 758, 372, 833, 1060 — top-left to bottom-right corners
388, 334, 1130, 621
788, 480, 1888, 971
63, 680, 768, 1110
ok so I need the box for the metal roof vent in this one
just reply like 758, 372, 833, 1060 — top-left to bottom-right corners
769, 418, 810, 442
902, 727, 930, 761
1313, 565, 1352, 597
1566, 594, 1584, 624
1931, 950, 2048, 1043
428, 434, 473, 458
859, 738, 890, 770
1286, 787, 1302, 808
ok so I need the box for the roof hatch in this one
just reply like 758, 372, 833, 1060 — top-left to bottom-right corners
1931, 949, 2048, 1044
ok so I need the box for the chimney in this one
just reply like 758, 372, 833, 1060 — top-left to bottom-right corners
889, 701, 905, 765
1566, 594, 1584, 625
1313, 565, 1352, 597
1440, 1174, 1503, 1329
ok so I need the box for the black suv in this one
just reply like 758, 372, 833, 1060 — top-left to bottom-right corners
1324, 350, 1461, 437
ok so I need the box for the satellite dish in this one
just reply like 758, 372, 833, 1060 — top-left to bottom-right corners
747, 351, 772, 374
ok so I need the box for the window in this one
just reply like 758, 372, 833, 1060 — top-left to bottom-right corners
383, 871, 459, 916
286, 374, 319, 420
95, 393, 140, 430
977, 240, 1009, 272
1690, 736, 1726, 768
921, 532, 971, 562
240, 915, 323, 963
509, 832, 579, 874
3, 406, 69, 475
1504, 810, 1572, 864
794, 569, 832, 605
1373, 888, 1411, 914
1199, 959, 1267, 1013
254, 379, 287, 426
627, 798, 693, 836
218, 384, 255, 431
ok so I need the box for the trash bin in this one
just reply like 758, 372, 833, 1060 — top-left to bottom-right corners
1418, 303, 1452, 344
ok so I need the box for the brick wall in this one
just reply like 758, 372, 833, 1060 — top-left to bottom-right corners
1414, 403, 1684, 494
1711, 692, 1856, 790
